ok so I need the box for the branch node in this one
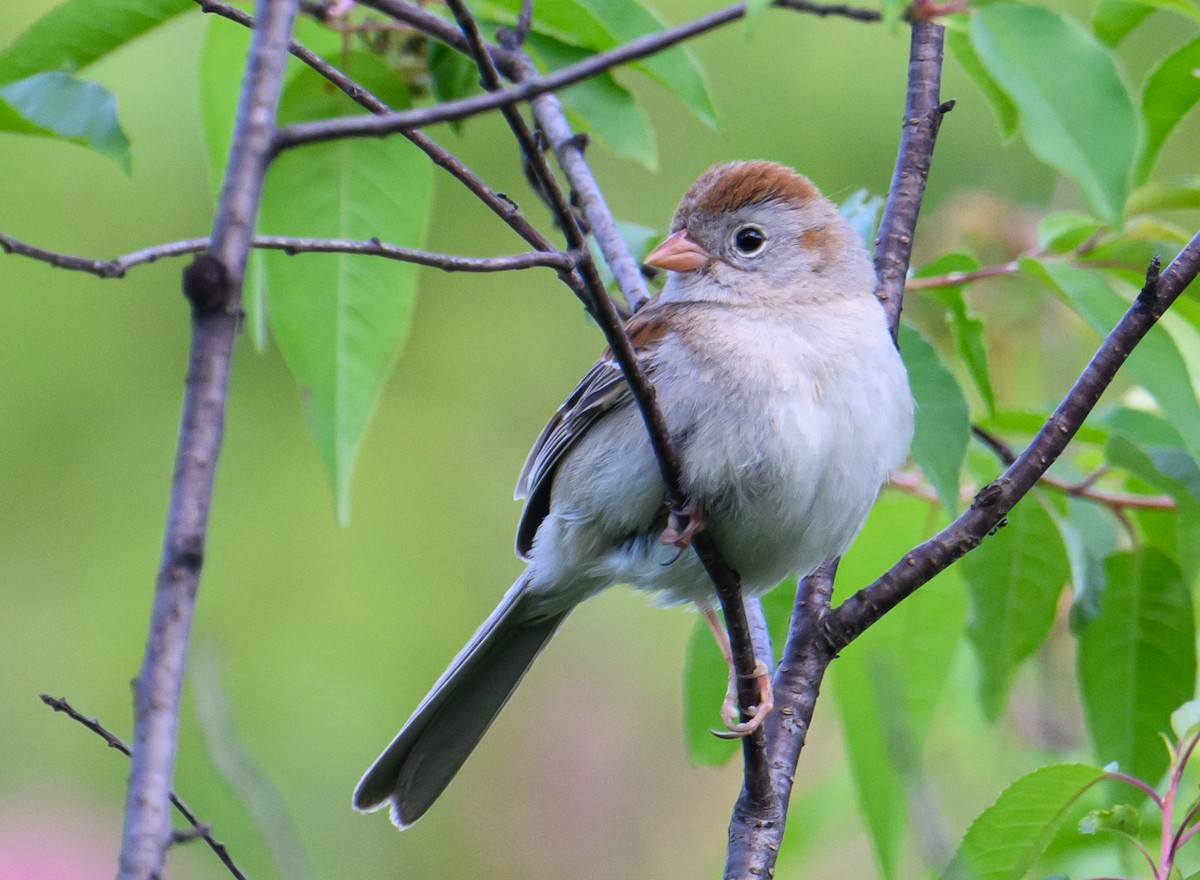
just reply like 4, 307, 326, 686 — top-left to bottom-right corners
939, 98, 956, 114
1136, 255, 1163, 309
182, 254, 231, 316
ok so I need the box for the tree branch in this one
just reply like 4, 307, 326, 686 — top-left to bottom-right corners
117, 2, 298, 878
0, 230, 577, 278
875, 21, 953, 340
40, 695, 248, 880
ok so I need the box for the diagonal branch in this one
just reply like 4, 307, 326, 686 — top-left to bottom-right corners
117, 1, 299, 878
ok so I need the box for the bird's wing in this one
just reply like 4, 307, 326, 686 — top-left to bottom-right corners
513, 306, 675, 558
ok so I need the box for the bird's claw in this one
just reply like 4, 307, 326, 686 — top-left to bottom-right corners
710, 660, 774, 739
660, 498, 707, 549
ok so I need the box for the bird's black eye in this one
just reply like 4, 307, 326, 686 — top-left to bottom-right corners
732, 225, 767, 256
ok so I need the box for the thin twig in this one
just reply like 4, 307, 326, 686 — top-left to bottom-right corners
40, 695, 249, 880
118, 2, 299, 878
0, 230, 578, 278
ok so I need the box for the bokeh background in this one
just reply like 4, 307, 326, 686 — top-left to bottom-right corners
1, 1, 1196, 878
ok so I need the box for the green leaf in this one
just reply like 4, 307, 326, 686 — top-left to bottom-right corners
1029, 260, 1200, 470
1135, 35, 1200, 186
0, 72, 130, 170
943, 763, 1108, 880
946, 26, 1019, 141
963, 497, 1071, 721
970, 3, 1138, 222
0, 0, 190, 84
917, 252, 996, 415
1078, 549, 1196, 784
682, 612, 738, 766
1093, 0, 1155, 46
1078, 803, 1141, 838
260, 76, 433, 523
742, 0, 774, 30
1053, 498, 1117, 630
832, 497, 966, 880
428, 41, 482, 128
1036, 212, 1102, 253
838, 189, 884, 256
1171, 699, 1200, 739
899, 324, 970, 513
526, 33, 657, 169
1128, 177, 1200, 215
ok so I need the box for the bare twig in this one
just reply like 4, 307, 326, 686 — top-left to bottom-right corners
40, 695, 249, 880
875, 22, 953, 340
0, 230, 578, 278
117, 2, 298, 878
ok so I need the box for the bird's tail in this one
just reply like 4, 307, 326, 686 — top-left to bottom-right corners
353, 579, 567, 827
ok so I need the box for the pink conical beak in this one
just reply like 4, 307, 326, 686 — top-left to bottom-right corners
644, 229, 711, 272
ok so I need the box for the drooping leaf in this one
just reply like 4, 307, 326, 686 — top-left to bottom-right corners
963, 496, 1071, 721
946, 26, 1019, 141
0, 72, 130, 170
916, 252, 996, 414
942, 763, 1108, 880
526, 33, 657, 169
970, 3, 1138, 222
260, 73, 433, 522
1028, 260, 1200, 469
0, 0, 190, 85
832, 497, 965, 880
1052, 497, 1117, 630
899, 324, 970, 513
1135, 35, 1200, 185
1077, 549, 1196, 785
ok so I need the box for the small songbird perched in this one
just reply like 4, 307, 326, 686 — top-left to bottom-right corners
354, 160, 915, 828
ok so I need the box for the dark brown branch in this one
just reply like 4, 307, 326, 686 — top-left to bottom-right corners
275, 0, 878, 153
40, 695, 248, 880
118, 2, 298, 879
875, 21, 952, 340
0, 230, 577, 277
826, 241, 1199, 651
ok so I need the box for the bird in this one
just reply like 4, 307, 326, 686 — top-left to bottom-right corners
353, 160, 915, 828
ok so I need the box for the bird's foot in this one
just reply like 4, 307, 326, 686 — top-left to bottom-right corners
660, 498, 707, 549
711, 661, 774, 739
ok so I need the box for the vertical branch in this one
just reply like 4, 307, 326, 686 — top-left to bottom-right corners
117, 1, 298, 878
874, 20, 950, 339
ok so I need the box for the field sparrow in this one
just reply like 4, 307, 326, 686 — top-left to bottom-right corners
354, 160, 915, 827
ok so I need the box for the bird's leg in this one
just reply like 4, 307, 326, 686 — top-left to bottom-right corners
701, 608, 774, 738
660, 497, 707, 549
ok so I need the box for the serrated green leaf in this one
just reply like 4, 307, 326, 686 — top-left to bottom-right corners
1128, 177, 1200, 215
899, 324, 970, 513
1028, 260, 1200, 470
917, 252, 997, 415
1078, 548, 1196, 785
947, 27, 1019, 141
527, 33, 657, 169
964, 497, 1071, 721
971, 3, 1138, 222
260, 76, 433, 522
0, 72, 129, 170
1093, 0, 1155, 46
1036, 212, 1102, 252
1135, 35, 1200, 186
0, 0, 190, 84
943, 763, 1108, 880
832, 497, 965, 880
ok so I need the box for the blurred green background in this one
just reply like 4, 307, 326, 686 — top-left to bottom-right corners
1, 1, 1196, 878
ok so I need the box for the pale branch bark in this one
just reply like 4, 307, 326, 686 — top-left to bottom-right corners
117, 2, 298, 879
40, 695, 248, 880
195, 0, 559, 256
875, 21, 952, 340
825, 237, 1200, 651
0, 231, 577, 278
275, 0, 878, 153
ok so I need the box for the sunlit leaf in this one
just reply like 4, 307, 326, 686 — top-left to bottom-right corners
1135, 35, 1200, 185
0, 0, 190, 84
963, 497, 1070, 721
943, 763, 1108, 880
260, 73, 433, 522
1128, 177, 1200, 215
971, 3, 1138, 222
0, 72, 130, 170
1093, 0, 1155, 46
1078, 548, 1195, 785
899, 324, 970, 513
